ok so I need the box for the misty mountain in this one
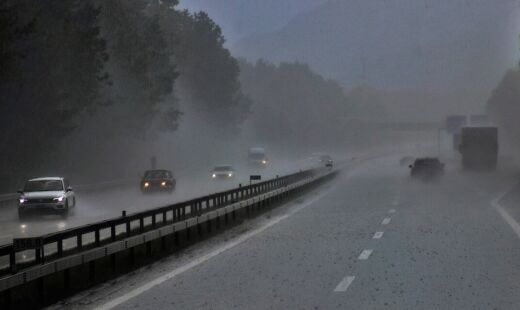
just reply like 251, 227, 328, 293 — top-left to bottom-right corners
178, 0, 326, 44
234, 0, 520, 96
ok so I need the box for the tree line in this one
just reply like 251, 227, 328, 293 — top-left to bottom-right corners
0, 0, 373, 189
0, 0, 249, 187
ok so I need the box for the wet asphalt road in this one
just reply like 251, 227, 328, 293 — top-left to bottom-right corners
98, 155, 520, 310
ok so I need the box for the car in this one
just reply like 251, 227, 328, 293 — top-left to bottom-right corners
319, 155, 333, 168
409, 157, 445, 181
141, 169, 176, 193
211, 165, 235, 179
248, 147, 268, 167
17, 177, 75, 219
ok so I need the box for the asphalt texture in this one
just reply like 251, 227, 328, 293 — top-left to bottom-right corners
50, 154, 520, 309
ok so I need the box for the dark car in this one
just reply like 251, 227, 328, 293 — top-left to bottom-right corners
211, 165, 235, 179
141, 170, 176, 193
319, 155, 334, 168
409, 158, 445, 181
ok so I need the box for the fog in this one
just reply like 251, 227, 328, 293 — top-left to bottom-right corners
4, 1, 520, 308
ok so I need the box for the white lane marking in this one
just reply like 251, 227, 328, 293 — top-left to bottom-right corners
358, 249, 373, 260
373, 231, 384, 239
388, 209, 396, 214
382, 217, 391, 225
334, 276, 356, 292
96, 185, 332, 310
491, 187, 520, 240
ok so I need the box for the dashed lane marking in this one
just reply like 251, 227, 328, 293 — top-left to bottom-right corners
491, 187, 520, 240
388, 209, 396, 214
334, 276, 356, 292
358, 249, 373, 260
382, 217, 391, 225
373, 231, 384, 239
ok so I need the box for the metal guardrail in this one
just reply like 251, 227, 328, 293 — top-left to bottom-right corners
0, 168, 320, 281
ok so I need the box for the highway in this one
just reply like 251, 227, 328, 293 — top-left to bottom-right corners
52, 153, 520, 309
0, 158, 319, 248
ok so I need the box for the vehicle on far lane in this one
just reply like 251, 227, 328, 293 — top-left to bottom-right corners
409, 157, 445, 181
211, 165, 235, 179
248, 147, 268, 167
141, 169, 176, 193
17, 177, 75, 219
319, 155, 333, 168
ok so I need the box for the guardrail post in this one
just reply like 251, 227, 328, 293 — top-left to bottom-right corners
58, 239, 63, 256
35, 247, 41, 264
95, 229, 100, 246
139, 217, 144, 232
151, 214, 156, 228
77, 234, 82, 249
163, 210, 167, 223
111, 224, 116, 241
9, 251, 16, 274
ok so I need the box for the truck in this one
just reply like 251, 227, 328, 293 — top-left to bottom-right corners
458, 127, 498, 170
248, 147, 268, 167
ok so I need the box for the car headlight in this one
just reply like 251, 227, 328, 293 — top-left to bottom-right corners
161, 181, 166, 186
262, 160, 267, 164
53, 196, 64, 202
144, 182, 150, 188
212, 174, 216, 178
19, 198, 27, 204
228, 173, 233, 177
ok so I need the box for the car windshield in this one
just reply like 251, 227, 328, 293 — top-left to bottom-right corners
215, 166, 232, 171
24, 180, 63, 192
144, 171, 171, 179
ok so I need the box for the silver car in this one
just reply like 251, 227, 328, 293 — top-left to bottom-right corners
18, 177, 75, 218
211, 165, 235, 179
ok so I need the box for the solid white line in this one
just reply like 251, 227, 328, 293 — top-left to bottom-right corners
358, 249, 373, 260
388, 209, 396, 214
96, 185, 331, 310
491, 187, 520, 240
334, 276, 355, 292
382, 217, 391, 225
373, 231, 384, 239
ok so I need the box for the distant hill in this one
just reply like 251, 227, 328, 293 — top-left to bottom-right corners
234, 0, 520, 97
178, 0, 326, 44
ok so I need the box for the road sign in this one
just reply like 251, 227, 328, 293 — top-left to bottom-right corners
250, 175, 261, 181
